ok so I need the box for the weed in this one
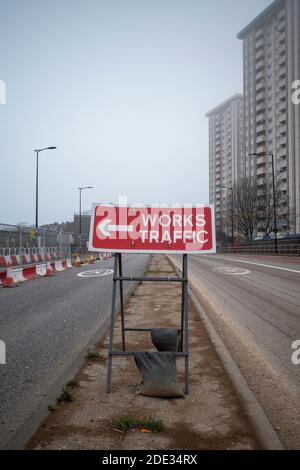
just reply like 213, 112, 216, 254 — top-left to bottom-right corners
85, 351, 105, 361
57, 387, 73, 403
114, 415, 164, 433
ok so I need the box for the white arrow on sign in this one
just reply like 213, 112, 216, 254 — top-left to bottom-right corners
98, 219, 134, 237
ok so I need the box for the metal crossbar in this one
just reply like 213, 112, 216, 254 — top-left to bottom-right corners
106, 253, 189, 394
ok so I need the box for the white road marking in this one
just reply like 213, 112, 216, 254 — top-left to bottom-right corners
213, 266, 251, 275
210, 256, 300, 274
77, 269, 113, 278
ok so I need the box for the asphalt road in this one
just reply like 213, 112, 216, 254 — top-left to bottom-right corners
180, 254, 300, 449
0, 254, 149, 449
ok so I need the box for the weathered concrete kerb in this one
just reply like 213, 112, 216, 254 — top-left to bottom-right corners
168, 255, 284, 451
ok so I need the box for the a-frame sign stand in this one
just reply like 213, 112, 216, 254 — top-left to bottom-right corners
106, 253, 189, 394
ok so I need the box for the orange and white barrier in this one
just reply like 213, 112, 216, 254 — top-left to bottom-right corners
0, 258, 73, 286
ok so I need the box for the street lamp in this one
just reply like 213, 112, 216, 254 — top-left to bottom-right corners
35, 147, 57, 228
249, 152, 278, 254
78, 186, 93, 253
223, 186, 234, 249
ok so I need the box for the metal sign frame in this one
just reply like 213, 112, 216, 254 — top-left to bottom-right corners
107, 253, 189, 395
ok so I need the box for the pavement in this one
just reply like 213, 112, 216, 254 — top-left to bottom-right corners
26, 255, 259, 451
169, 253, 300, 449
0, 254, 149, 449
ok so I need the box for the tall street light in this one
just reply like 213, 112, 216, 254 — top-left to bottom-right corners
223, 185, 234, 249
35, 147, 57, 228
249, 152, 278, 254
78, 186, 93, 253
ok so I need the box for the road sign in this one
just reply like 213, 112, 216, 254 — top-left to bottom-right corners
88, 204, 216, 254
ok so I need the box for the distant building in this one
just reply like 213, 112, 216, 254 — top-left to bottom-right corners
238, 0, 300, 233
73, 211, 91, 251
206, 94, 244, 237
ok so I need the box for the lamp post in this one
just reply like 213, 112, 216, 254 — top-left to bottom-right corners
249, 152, 278, 254
35, 147, 57, 229
78, 186, 93, 253
223, 186, 234, 249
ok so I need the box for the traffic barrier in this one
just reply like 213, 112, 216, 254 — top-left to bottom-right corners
23, 266, 38, 280
1, 267, 19, 288
73, 255, 81, 267
54, 260, 65, 272
36, 263, 46, 276
0, 258, 73, 285
46, 261, 55, 276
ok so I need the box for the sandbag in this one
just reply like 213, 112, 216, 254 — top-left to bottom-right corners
133, 351, 184, 398
151, 328, 180, 352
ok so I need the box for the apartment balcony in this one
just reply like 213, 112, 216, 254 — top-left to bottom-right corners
277, 55, 286, 67
256, 80, 265, 92
256, 60, 265, 72
257, 123, 266, 134
257, 156, 267, 165
278, 147, 287, 158
278, 100, 286, 112
256, 70, 265, 81
257, 166, 267, 177
255, 48, 265, 61
255, 28, 264, 39
277, 9, 286, 22
256, 102, 266, 113
277, 31, 286, 43
277, 42, 286, 56
277, 89, 286, 101
257, 177, 266, 188
280, 181, 288, 191
255, 37, 265, 50
278, 134, 287, 146
256, 134, 266, 144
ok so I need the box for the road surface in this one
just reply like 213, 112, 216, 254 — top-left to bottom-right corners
0, 254, 149, 449
176, 254, 300, 449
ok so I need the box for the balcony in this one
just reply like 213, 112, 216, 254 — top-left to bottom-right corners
257, 166, 267, 177
256, 61, 265, 72
256, 80, 265, 92
256, 70, 265, 81
277, 43, 286, 56
277, 55, 286, 67
256, 102, 266, 113
278, 135, 287, 146
255, 28, 264, 39
277, 31, 286, 43
278, 100, 286, 112
257, 123, 266, 134
256, 48, 265, 61
255, 37, 264, 50
256, 134, 266, 145
277, 89, 286, 101
278, 147, 287, 158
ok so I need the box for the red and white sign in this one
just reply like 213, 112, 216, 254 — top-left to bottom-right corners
88, 204, 216, 254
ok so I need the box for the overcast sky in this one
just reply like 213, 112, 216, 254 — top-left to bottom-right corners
0, 0, 272, 226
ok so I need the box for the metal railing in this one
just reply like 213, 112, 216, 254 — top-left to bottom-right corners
0, 223, 72, 263
218, 244, 300, 256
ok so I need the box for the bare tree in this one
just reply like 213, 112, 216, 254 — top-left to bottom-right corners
224, 178, 259, 240
224, 177, 291, 240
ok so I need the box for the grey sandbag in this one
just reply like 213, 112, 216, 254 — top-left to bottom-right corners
151, 328, 180, 352
133, 352, 184, 398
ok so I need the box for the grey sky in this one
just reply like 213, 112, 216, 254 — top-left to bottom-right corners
0, 0, 272, 226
